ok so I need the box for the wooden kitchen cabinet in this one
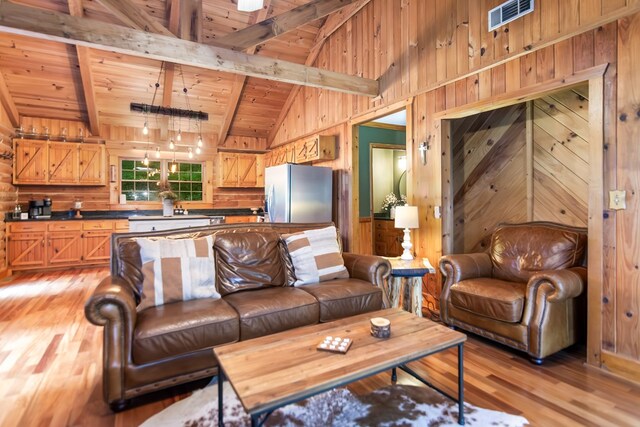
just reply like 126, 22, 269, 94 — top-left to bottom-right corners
295, 135, 336, 163
225, 215, 258, 224
7, 232, 46, 269
13, 139, 106, 186
82, 231, 111, 263
216, 152, 263, 188
14, 139, 48, 184
47, 231, 83, 265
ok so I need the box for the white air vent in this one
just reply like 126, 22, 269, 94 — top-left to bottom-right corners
488, 0, 534, 31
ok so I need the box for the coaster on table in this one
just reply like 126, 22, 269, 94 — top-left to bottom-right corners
317, 336, 353, 354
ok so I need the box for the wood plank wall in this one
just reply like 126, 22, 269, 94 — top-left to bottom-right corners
0, 103, 16, 276
450, 103, 529, 253
12, 118, 266, 211
271, 0, 640, 378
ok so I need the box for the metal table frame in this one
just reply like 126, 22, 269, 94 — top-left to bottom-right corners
218, 342, 465, 426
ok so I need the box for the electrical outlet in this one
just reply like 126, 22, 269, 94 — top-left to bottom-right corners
609, 190, 627, 210
434, 205, 441, 219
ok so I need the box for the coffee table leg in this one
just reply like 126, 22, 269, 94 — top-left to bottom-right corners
458, 343, 465, 425
218, 369, 224, 427
391, 367, 397, 382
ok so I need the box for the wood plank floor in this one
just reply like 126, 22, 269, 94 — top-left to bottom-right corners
1, 268, 639, 426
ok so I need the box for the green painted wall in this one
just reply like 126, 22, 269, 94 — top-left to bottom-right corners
358, 126, 406, 218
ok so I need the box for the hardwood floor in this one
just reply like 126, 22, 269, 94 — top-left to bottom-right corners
0, 268, 639, 426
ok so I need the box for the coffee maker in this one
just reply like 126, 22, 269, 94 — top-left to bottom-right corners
28, 197, 52, 219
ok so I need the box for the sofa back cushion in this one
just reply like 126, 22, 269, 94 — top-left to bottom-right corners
282, 225, 349, 286
135, 236, 219, 311
214, 231, 285, 296
490, 223, 587, 283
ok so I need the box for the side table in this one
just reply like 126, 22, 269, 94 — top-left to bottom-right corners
384, 258, 435, 317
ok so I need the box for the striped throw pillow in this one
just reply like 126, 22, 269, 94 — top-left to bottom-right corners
282, 226, 349, 286
135, 236, 219, 311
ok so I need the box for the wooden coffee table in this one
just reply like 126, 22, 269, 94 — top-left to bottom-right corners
214, 308, 467, 426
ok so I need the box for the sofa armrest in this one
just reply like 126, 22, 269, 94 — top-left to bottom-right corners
525, 267, 587, 303
342, 252, 391, 288
85, 276, 137, 405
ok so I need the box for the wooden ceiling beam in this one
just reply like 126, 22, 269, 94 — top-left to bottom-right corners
217, 0, 272, 147
0, 2, 379, 97
268, 0, 371, 144
68, 0, 100, 136
94, 0, 174, 37
159, 0, 181, 141
0, 70, 20, 127
215, 0, 356, 51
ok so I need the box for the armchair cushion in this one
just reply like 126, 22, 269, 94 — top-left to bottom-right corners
450, 278, 526, 323
490, 224, 587, 282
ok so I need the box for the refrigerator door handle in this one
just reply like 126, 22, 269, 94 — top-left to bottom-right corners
266, 185, 275, 222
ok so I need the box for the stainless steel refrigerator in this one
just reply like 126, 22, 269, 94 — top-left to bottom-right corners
264, 164, 333, 223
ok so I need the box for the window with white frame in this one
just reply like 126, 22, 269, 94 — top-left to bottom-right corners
120, 159, 203, 202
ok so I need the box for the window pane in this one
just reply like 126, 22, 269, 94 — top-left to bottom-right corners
192, 183, 202, 192
180, 163, 191, 172
179, 182, 191, 192
168, 170, 179, 181
148, 191, 159, 201
179, 171, 190, 181
192, 163, 202, 173
121, 170, 134, 180
121, 181, 134, 191
192, 172, 201, 182
179, 192, 192, 201
135, 170, 148, 180
149, 161, 161, 170
121, 160, 134, 170
192, 192, 202, 201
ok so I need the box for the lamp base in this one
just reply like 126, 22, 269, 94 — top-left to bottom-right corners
400, 228, 414, 260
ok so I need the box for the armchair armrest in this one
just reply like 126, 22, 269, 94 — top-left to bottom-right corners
85, 276, 137, 329
439, 253, 492, 284
342, 252, 391, 288
525, 267, 587, 302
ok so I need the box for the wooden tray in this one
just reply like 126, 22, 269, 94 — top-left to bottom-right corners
316, 336, 353, 354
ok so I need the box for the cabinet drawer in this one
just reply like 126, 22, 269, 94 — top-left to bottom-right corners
82, 220, 114, 231
48, 222, 82, 232
114, 220, 129, 231
9, 222, 47, 233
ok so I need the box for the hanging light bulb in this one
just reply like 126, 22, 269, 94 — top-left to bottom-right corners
188, 147, 193, 159
177, 129, 182, 142
142, 121, 149, 136
195, 146, 202, 155
142, 152, 149, 166
169, 139, 175, 150
170, 161, 177, 173
155, 147, 160, 158
197, 135, 203, 148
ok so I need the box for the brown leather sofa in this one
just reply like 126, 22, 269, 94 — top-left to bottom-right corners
439, 222, 587, 364
85, 222, 390, 410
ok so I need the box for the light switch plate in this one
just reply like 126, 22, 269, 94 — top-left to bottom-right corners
609, 190, 627, 210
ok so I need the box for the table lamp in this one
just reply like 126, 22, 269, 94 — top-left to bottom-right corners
394, 205, 419, 260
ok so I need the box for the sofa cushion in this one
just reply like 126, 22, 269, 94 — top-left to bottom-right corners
214, 231, 286, 296
490, 224, 587, 283
133, 298, 239, 364
450, 278, 525, 323
297, 278, 383, 322
282, 225, 349, 286
223, 287, 319, 340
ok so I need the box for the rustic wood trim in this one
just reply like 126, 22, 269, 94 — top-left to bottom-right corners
268, 0, 372, 145
74, 47, 100, 136
349, 98, 413, 126
0, 68, 19, 127
217, 0, 272, 147
601, 351, 640, 384
350, 124, 360, 253
587, 75, 605, 367
434, 64, 608, 119
0, 2, 379, 97
526, 100, 534, 221
361, 122, 407, 132
215, 0, 358, 51
440, 120, 453, 256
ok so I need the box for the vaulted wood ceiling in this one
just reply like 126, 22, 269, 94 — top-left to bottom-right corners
0, 0, 373, 144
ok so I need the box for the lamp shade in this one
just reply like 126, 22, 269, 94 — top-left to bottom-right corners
238, 0, 263, 11
394, 205, 419, 229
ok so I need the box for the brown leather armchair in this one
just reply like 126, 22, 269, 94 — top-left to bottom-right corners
439, 222, 587, 364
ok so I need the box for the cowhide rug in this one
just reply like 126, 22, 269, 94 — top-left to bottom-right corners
140, 381, 528, 427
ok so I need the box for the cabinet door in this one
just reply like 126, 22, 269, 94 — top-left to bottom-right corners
305, 137, 319, 161
256, 154, 265, 187
47, 231, 83, 265
79, 144, 105, 185
218, 152, 238, 187
237, 154, 257, 187
83, 231, 111, 263
13, 140, 48, 184
48, 142, 79, 184
8, 232, 46, 268
295, 140, 308, 163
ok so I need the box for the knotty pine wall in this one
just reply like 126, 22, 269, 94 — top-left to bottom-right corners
0, 103, 15, 276
13, 118, 266, 211
272, 1, 640, 380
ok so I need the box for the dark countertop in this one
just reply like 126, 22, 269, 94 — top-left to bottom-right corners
5, 208, 261, 222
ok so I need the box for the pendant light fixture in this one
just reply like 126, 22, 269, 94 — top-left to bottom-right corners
238, 0, 263, 12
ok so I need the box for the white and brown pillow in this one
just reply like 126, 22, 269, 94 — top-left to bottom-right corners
282, 226, 349, 286
135, 236, 218, 311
